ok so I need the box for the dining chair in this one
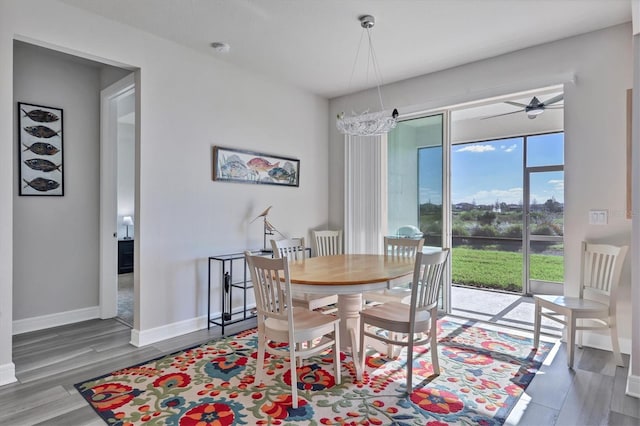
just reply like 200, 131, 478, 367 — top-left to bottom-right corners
359, 249, 449, 394
245, 252, 341, 408
312, 230, 343, 256
363, 237, 425, 305
533, 241, 628, 368
271, 238, 338, 311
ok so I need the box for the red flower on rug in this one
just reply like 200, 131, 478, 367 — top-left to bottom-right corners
87, 383, 140, 412
261, 394, 314, 421
442, 347, 493, 365
284, 363, 335, 390
411, 388, 465, 414
178, 402, 236, 426
153, 372, 191, 389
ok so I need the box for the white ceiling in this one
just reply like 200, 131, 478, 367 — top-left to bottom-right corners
60, 0, 631, 99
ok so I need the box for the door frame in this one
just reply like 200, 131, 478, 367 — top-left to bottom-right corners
99, 74, 135, 319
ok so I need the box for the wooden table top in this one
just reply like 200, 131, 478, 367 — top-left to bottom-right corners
288, 254, 414, 286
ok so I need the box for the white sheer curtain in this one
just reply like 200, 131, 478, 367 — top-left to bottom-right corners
344, 135, 387, 254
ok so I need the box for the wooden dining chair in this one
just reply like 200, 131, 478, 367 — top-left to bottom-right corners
245, 252, 341, 408
363, 237, 425, 305
359, 249, 449, 394
312, 230, 343, 256
271, 238, 338, 312
533, 241, 628, 368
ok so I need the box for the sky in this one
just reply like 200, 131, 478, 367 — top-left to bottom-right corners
419, 132, 564, 206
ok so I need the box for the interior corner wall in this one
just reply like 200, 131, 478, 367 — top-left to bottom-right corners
13, 42, 103, 320
329, 23, 634, 351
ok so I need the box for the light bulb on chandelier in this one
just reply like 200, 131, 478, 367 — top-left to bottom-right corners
336, 15, 399, 137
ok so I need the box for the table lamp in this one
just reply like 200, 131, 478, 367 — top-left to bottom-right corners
123, 216, 133, 240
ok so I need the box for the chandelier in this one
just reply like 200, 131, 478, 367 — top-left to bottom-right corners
336, 15, 398, 137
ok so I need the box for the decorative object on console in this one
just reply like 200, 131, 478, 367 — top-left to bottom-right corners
250, 206, 287, 253
18, 102, 64, 196
336, 15, 398, 137
213, 146, 300, 187
122, 216, 133, 240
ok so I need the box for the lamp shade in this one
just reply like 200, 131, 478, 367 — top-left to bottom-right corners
123, 216, 134, 226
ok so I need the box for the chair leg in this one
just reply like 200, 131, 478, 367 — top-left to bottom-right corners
533, 300, 541, 348
567, 313, 576, 369
358, 319, 366, 381
430, 315, 440, 376
333, 323, 341, 385
256, 335, 266, 384
290, 344, 298, 409
610, 322, 624, 367
406, 337, 413, 395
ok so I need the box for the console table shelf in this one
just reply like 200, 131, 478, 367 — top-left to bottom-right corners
207, 250, 268, 335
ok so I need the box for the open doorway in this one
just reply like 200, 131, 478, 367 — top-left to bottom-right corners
100, 75, 136, 327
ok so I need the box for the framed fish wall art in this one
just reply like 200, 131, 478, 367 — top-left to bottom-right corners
18, 102, 64, 196
213, 146, 300, 187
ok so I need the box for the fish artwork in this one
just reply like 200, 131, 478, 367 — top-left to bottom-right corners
267, 167, 292, 182
23, 158, 62, 172
24, 125, 60, 138
22, 142, 60, 155
21, 108, 59, 123
220, 155, 249, 178
246, 157, 279, 173
23, 177, 60, 192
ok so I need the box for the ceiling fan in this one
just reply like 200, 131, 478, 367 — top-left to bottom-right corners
482, 93, 564, 120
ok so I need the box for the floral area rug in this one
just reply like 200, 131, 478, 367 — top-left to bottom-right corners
75, 319, 555, 425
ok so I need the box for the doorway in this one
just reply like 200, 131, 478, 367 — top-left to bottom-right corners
100, 74, 136, 327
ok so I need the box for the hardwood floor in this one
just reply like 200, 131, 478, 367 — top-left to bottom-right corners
0, 317, 638, 425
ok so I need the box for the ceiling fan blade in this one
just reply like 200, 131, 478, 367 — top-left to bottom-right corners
505, 101, 529, 108
480, 109, 525, 120
543, 105, 564, 109
542, 93, 564, 106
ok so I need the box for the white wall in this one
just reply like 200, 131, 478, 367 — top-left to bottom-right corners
0, 0, 329, 382
329, 24, 634, 351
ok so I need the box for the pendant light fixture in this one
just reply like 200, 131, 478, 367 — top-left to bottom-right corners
336, 15, 398, 137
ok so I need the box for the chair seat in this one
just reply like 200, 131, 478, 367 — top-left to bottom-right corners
360, 302, 431, 334
534, 295, 609, 316
363, 288, 411, 305
265, 307, 339, 343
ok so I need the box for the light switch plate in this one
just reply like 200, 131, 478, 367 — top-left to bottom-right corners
589, 209, 608, 225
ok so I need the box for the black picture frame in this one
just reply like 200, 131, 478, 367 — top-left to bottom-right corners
18, 102, 64, 196
213, 146, 300, 187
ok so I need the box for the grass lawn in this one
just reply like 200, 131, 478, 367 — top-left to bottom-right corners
452, 247, 564, 292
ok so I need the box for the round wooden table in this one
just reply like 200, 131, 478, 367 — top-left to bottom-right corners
288, 254, 414, 368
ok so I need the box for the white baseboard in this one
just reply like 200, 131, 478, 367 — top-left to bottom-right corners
626, 373, 640, 398
580, 332, 631, 355
0, 362, 17, 386
13, 306, 100, 335
130, 315, 206, 347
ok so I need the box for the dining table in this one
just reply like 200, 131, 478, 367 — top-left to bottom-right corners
287, 254, 415, 374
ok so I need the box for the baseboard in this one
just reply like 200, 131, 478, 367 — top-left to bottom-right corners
0, 362, 17, 386
12, 306, 100, 335
130, 315, 206, 347
626, 373, 640, 398
579, 332, 631, 355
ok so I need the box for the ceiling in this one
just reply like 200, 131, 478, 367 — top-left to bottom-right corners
60, 0, 631, 99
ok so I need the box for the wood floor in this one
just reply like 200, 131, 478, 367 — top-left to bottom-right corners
0, 317, 638, 426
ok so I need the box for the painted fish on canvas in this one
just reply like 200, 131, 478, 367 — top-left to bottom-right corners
22, 142, 59, 156
268, 167, 292, 182
24, 125, 60, 138
247, 157, 279, 173
220, 155, 249, 178
23, 158, 62, 173
23, 177, 60, 192
21, 108, 59, 123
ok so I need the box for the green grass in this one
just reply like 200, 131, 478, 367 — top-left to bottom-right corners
452, 247, 564, 292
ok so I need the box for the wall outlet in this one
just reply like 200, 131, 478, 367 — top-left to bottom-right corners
589, 209, 608, 225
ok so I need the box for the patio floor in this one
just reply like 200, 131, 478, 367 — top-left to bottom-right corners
450, 285, 563, 338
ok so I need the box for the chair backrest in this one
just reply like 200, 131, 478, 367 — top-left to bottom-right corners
384, 236, 424, 258
410, 249, 449, 327
245, 251, 292, 325
580, 241, 628, 304
313, 230, 343, 256
271, 237, 307, 261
